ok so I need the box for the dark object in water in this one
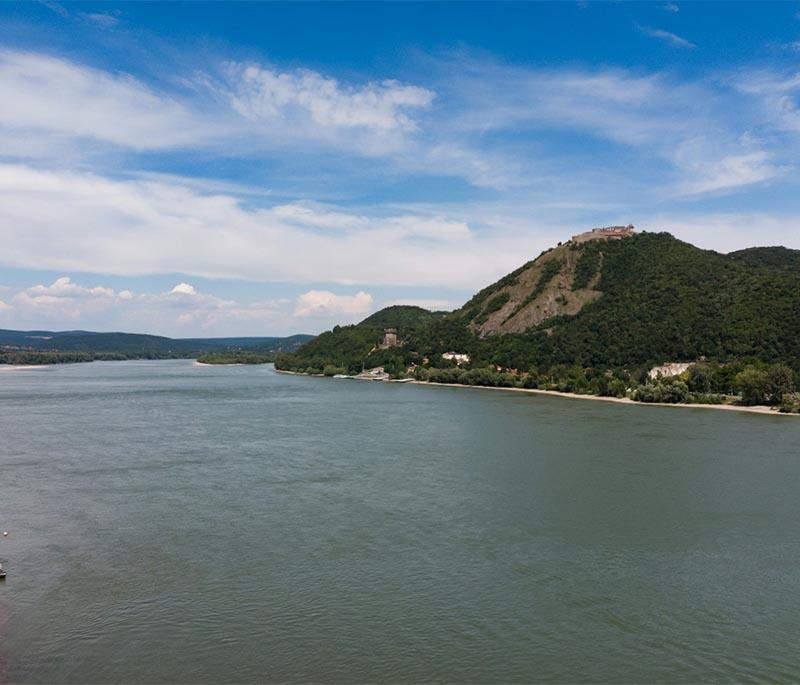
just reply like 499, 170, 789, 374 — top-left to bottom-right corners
0, 563, 5, 580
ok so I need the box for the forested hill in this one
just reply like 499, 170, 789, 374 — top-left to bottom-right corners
276, 232, 800, 377
359, 305, 445, 328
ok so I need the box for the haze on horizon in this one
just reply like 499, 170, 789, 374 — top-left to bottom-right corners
1, 1, 800, 337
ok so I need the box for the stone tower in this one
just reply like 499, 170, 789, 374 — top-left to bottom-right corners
383, 328, 398, 348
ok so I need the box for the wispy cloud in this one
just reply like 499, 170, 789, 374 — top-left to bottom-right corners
80, 12, 120, 29
0, 164, 536, 290
661, 2, 680, 13
638, 25, 696, 49
37, 0, 68, 18
672, 148, 781, 196
0, 50, 216, 151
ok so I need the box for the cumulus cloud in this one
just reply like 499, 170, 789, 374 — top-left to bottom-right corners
294, 290, 373, 318
0, 277, 296, 336
170, 283, 198, 295
0, 276, 389, 335
0, 49, 433, 160
226, 63, 434, 134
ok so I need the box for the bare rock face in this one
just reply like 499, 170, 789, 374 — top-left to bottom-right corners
461, 241, 607, 338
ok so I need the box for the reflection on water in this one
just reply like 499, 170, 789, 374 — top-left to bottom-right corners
1, 360, 799, 683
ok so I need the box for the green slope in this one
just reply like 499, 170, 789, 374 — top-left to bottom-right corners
277, 232, 800, 377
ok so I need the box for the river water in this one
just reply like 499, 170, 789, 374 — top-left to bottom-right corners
1, 360, 799, 683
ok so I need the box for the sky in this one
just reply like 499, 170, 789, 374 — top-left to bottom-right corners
1, 1, 800, 337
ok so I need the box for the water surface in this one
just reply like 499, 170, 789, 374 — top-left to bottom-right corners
1, 361, 799, 682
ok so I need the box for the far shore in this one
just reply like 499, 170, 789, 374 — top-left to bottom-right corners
194, 360, 272, 367
275, 368, 795, 417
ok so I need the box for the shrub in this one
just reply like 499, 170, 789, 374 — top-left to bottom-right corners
632, 379, 690, 404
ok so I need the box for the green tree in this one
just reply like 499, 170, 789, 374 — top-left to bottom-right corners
767, 363, 795, 404
735, 367, 770, 405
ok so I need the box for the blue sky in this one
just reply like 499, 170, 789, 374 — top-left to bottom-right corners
1, 1, 800, 336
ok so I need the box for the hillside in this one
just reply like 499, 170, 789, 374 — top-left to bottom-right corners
273, 306, 437, 375
359, 305, 445, 329
728, 246, 800, 270
276, 231, 800, 389
449, 232, 800, 369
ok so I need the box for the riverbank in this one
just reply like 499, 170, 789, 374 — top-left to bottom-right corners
275, 368, 792, 417
411, 380, 793, 416
0, 364, 48, 371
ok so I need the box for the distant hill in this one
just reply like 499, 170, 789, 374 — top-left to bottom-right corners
0, 329, 314, 356
272, 305, 440, 374
358, 305, 445, 329
728, 246, 800, 270
276, 231, 800, 378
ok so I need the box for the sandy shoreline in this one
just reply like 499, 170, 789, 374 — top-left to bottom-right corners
0, 364, 48, 371
275, 368, 794, 417
410, 380, 794, 417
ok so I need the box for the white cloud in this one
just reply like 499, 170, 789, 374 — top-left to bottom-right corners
0, 50, 214, 151
438, 59, 698, 147
170, 283, 198, 295
638, 25, 696, 49
641, 212, 800, 254
0, 276, 298, 336
0, 164, 535, 291
671, 140, 782, 195
226, 63, 434, 134
661, 2, 680, 12
432, 56, 800, 196
39, 1, 68, 18
0, 276, 385, 335
0, 49, 433, 160
81, 12, 120, 29
294, 290, 373, 318
730, 70, 800, 134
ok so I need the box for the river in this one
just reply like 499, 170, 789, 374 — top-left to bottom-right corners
1, 360, 799, 682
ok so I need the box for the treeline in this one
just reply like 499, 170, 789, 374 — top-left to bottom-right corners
196, 351, 275, 364
413, 360, 799, 412
0, 350, 191, 365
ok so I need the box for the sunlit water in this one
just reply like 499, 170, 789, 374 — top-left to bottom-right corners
1, 360, 799, 683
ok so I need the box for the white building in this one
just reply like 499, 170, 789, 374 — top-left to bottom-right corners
442, 352, 470, 365
648, 362, 693, 380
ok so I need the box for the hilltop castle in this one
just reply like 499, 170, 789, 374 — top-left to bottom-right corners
571, 224, 636, 243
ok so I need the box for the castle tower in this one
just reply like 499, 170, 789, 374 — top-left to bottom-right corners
383, 328, 398, 348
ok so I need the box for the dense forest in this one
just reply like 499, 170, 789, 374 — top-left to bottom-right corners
196, 351, 276, 364
276, 233, 800, 411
